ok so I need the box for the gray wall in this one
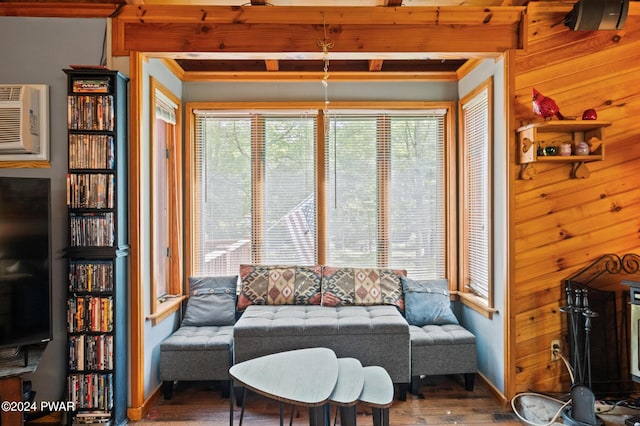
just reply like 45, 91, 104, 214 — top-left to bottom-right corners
184, 80, 458, 103
0, 16, 108, 402
139, 58, 184, 397
458, 57, 508, 393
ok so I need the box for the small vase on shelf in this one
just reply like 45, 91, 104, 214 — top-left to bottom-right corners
575, 141, 590, 156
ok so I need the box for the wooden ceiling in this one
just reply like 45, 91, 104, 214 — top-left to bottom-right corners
1, 0, 531, 79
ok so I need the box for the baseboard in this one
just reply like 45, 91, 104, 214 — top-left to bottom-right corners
476, 371, 510, 408
127, 382, 163, 421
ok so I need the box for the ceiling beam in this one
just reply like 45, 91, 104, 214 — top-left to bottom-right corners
113, 5, 524, 25
265, 60, 279, 71
0, 2, 121, 17
382, 0, 402, 81
369, 60, 384, 71
112, 5, 525, 56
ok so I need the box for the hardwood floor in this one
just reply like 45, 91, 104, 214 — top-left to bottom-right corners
132, 375, 526, 425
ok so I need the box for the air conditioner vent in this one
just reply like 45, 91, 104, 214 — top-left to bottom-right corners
0, 86, 23, 102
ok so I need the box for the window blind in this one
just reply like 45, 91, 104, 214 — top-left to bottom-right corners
155, 88, 177, 124
192, 111, 317, 276
462, 88, 490, 299
192, 108, 447, 280
193, 113, 252, 276
325, 110, 447, 278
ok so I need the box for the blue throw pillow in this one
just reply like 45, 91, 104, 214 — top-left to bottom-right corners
181, 276, 238, 326
401, 277, 459, 326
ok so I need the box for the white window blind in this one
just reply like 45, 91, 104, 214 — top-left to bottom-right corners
192, 108, 448, 280
325, 111, 447, 278
192, 111, 317, 276
193, 114, 252, 276
260, 114, 317, 265
155, 88, 177, 124
462, 87, 490, 299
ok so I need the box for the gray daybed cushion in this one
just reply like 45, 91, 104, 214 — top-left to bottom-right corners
401, 277, 458, 326
181, 276, 238, 326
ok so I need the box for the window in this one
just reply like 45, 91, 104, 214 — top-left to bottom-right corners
188, 104, 454, 281
459, 78, 493, 310
150, 78, 183, 318
325, 111, 447, 278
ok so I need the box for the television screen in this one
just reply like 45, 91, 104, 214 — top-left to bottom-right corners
0, 176, 52, 349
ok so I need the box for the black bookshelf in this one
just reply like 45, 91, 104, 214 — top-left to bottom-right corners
64, 69, 128, 426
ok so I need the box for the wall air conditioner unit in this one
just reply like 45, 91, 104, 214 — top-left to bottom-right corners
0, 84, 49, 162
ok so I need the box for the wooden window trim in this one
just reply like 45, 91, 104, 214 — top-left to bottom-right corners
150, 77, 184, 325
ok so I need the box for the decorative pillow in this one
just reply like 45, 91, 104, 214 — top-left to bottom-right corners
181, 276, 238, 326
237, 265, 322, 311
293, 265, 323, 306
321, 267, 406, 311
401, 277, 458, 326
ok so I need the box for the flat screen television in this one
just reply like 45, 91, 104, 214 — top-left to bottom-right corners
0, 176, 52, 349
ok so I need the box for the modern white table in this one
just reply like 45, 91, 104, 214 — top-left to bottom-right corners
229, 347, 393, 426
229, 347, 338, 426
328, 357, 364, 426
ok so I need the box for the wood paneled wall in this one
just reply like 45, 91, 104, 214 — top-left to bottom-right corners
511, 2, 640, 395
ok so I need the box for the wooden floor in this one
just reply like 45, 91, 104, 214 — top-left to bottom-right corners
131, 375, 526, 425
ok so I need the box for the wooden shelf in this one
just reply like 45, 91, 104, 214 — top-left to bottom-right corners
516, 120, 611, 179
516, 120, 611, 133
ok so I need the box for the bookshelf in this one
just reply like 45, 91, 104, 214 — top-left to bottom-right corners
64, 69, 128, 426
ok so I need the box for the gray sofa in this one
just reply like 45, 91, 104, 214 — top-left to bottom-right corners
159, 265, 477, 401
233, 304, 410, 398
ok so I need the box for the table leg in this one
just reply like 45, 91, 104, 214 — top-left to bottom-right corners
238, 388, 246, 426
339, 406, 357, 426
371, 407, 389, 426
229, 379, 234, 426
308, 404, 330, 426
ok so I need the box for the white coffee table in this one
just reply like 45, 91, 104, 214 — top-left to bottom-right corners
229, 347, 393, 426
229, 347, 339, 426
328, 357, 364, 426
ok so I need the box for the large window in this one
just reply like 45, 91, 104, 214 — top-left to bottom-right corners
188, 104, 454, 281
459, 78, 493, 309
325, 111, 447, 278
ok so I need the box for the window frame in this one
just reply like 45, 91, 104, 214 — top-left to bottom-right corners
185, 102, 457, 289
458, 77, 496, 317
149, 77, 184, 324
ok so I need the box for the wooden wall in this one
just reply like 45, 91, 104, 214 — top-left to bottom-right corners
511, 2, 640, 395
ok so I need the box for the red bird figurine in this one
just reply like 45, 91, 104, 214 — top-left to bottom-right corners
532, 88, 565, 120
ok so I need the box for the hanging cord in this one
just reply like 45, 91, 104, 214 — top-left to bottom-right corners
318, 13, 334, 115
317, 13, 337, 208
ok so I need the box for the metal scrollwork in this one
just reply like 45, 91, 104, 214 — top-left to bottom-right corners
621, 253, 640, 274
564, 253, 640, 285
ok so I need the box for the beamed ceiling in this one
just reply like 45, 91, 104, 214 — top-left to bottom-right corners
1, 0, 534, 80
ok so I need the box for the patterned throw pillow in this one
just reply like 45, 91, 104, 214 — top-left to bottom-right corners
237, 264, 322, 311
321, 266, 406, 311
401, 276, 459, 326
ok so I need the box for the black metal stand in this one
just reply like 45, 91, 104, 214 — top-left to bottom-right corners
560, 286, 602, 426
